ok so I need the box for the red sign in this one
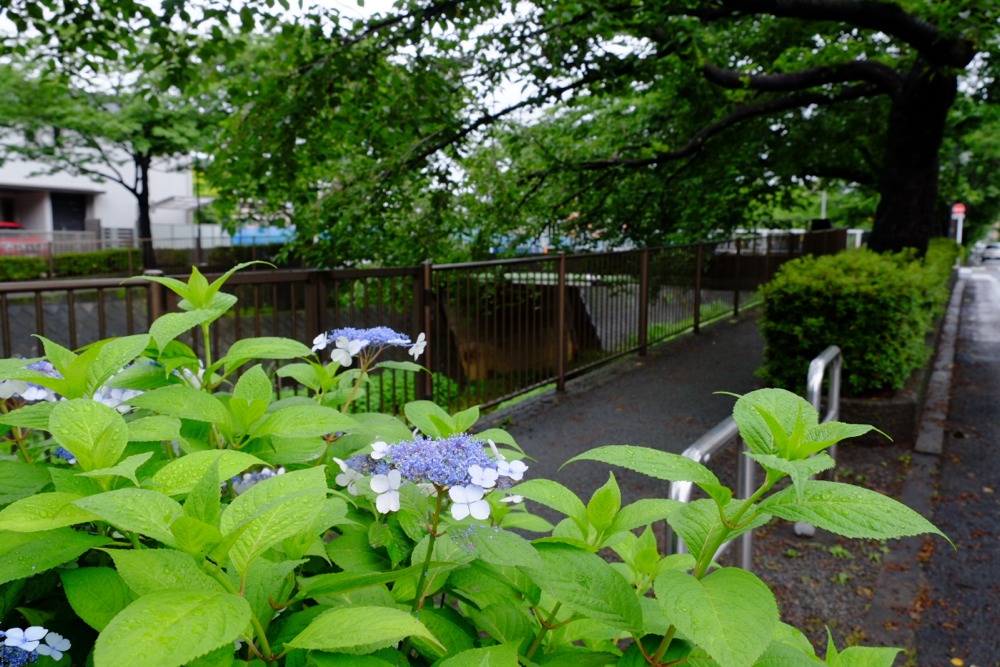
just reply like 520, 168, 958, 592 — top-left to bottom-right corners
952, 202, 966, 216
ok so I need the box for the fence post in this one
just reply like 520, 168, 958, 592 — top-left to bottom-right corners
144, 269, 166, 325
417, 261, 434, 401
557, 253, 567, 392
693, 243, 703, 333
638, 248, 650, 356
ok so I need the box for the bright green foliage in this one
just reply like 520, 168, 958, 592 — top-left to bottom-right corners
0, 266, 947, 666
758, 242, 959, 395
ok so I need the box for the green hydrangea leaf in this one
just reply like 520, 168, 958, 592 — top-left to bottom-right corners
73, 489, 184, 546
0, 528, 110, 585
510, 479, 587, 527
107, 548, 223, 596
60, 566, 134, 631
286, 605, 443, 654
530, 542, 643, 633
151, 450, 267, 496
437, 642, 521, 666
0, 492, 98, 531
0, 460, 52, 504
49, 398, 129, 472
758, 480, 950, 543
94, 589, 251, 667
563, 445, 722, 492
656, 567, 779, 667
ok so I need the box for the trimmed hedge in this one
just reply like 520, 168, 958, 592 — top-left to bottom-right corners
0, 249, 141, 281
758, 239, 959, 397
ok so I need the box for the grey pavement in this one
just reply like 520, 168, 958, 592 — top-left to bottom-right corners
485, 267, 1000, 665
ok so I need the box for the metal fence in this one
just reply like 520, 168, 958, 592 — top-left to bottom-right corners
0, 229, 847, 412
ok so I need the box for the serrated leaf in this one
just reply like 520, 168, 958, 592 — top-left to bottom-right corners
127, 385, 231, 429
668, 499, 769, 563
511, 479, 587, 526
61, 566, 134, 631
49, 398, 129, 472
564, 445, 722, 488
437, 641, 520, 666
276, 362, 324, 391
0, 528, 109, 585
758, 481, 950, 542
463, 524, 542, 568
609, 498, 683, 534
296, 562, 427, 600
531, 542, 643, 633
108, 549, 223, 596
287, 606, 442, 654
0, 400, 55, 430
151, 450, 267, 496
655, 567, 779, 667
413, 607, 475, 659
219, 337, 313, 372
404, 400, 456, 436
253, 404, 359, 439
747, 452, 835, 501
79, 451, 154, 487
587, 473, 621, 533
0, 461, 52, 504
466, 602, 535, 646
127, 415, 183, 443
73, 489, 184, 545
0, 492, 98, 531
150, 308, 224, 350
473, 427, 523, 453
94, 590, 251, 667
84, 334, 151, 396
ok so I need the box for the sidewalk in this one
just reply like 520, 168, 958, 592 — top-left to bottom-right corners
484, 312, 765, 511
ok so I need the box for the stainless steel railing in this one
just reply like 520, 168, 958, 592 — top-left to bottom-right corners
666, 345, 843, 571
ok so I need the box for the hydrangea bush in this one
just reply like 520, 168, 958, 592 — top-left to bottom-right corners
0, 265, 947, 667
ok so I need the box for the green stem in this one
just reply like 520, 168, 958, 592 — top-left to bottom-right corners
200, 322, 213, 383
525, 602, 562, 660
693, 472, 779, 579
650, 625, 677, 664
411, 489, 445, 612
203, 561, 274, 660
340, 366, 369, 414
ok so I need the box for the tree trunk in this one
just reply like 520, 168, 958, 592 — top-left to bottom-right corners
867, 66, 957, 255
136, 154, 157, 270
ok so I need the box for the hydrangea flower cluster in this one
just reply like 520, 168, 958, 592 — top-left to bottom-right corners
1, 626, 71, 665
229, 467, 286, 495
311, 327, 426, 367
0, 360, 60, 403
334, 435, 527, 521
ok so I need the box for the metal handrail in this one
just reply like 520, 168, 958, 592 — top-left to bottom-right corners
666, 345, 843, 571
807, 345, 842, 460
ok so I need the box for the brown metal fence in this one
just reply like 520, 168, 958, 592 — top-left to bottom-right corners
0, 229, 846, 412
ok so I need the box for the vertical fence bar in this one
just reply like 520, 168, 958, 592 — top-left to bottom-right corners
638, 248, 650, 356
418, 262, 433, 401
733, 238, 742, 316
556, 254, 567, 392
145, 269, 166, 323
693, 244, 703, 333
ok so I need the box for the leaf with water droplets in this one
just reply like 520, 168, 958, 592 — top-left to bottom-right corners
758, 481, 950, 543
0, 528, 109, 585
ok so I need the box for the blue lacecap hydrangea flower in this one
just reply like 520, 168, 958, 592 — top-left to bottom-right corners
382, 434, 494, 488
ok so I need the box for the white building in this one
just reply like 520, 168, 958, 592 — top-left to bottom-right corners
0, 154, 195, 247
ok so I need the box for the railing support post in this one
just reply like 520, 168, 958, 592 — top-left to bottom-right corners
638, 248, 650, 356
418, 261, 434, 401
733, 237, 742, 317
144, 269, 166, 325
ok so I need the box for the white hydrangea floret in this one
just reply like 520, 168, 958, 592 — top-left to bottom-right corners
3, 626, 48, 652
370, 440, 390, 460
408, 333, 427, 360
468, 464, 498, 489
449, 484, 490, 521
35, 632, 71, 661
329, 336, 367, 367
497, 458, 528, 481
332, 458, 362, 495
370, 469, 402, 513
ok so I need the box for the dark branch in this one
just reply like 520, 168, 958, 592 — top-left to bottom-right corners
573, 83, 881, 171
720, 0, 976, 68
703, 60, 902, 96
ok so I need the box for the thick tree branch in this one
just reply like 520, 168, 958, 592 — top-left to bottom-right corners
573, 83, 881, 171
721, 0, 975, 68
703, 59, 902, 96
